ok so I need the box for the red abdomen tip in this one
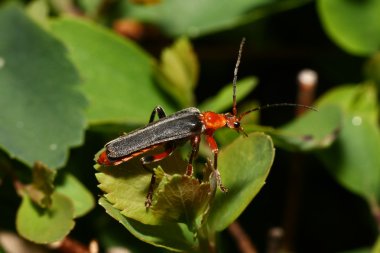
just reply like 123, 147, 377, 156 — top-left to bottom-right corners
97, 151, 112, 166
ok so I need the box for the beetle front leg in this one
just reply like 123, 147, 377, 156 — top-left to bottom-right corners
140, 142, 177, 207
149, 106, 166, 123
205, 135, 228, 192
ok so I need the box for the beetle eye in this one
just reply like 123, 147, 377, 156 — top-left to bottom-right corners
234, 122, 240, 128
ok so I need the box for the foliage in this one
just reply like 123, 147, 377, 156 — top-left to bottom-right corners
0, 0, 379, 252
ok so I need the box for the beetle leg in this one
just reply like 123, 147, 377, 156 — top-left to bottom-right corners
186, 135, 201, 176
140, 142, 177, 207
205, 135, 228, 192
149, 106, 166, 123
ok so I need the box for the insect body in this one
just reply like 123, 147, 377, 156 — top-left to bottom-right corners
97, 104, 244, 207
97, 38, 313, 207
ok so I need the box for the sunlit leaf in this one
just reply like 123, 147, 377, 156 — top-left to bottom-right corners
95, 150, 187, 225
151, 174, 212, 230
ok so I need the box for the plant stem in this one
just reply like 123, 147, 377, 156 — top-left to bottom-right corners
197, 225, 216, 253
228, 221, 257, 253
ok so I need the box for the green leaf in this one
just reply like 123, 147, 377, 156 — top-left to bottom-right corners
151, 174, 212, 230
198, 77, 258, 113
25, 162, 56, 208
50, 17, 175, 124
318, 0, 380, 56
316, 84, 380, 203
207, 132, 274, 231
271, 105, 342, 151
121, 0, 311, 37
56, 173, 95, 218
156, 37, 199, 108
0, 4, 87, 168
16, 192, 75, 244
99, 197, 195, 252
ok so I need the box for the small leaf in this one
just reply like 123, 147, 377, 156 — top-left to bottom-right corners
207, 132, 274, 231
51, 17, 175, 124
25, 162, 56, 208
156, 37, 199, 107
151, 174, 211, 230
198, 77, 258, 113
271, 105, 342, 151
16, 192, 75, 244
99, 197, 195, 252
318, 0, 380, 56
0, 4, 87, 168
56, 173, 95, 218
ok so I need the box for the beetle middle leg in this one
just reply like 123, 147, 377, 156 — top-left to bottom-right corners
141, 142, 177, 207
186, 135, 201, 176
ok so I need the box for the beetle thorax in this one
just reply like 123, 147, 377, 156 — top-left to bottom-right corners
200, 111, 227, 131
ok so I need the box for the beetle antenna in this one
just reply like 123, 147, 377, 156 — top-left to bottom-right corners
232, 37, 246, 116
239, 103, 317, 119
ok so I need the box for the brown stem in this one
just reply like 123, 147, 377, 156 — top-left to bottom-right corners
228, 221, 258, 253
52, 237, 96, 253
281, 69, 318, 251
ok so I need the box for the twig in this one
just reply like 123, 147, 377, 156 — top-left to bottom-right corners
281, 69, 318, 251
228, 221, 258, 253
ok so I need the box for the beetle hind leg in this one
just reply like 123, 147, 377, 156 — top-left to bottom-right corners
140, 142, 177, 207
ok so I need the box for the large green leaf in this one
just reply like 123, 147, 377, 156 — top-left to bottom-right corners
317, 84, 380, 203
16, 192, 75, 243
318, 0, 380, 56
0, 4, 87, 168
121, 0, 311, 37
207, 132, 274, 231
50, 17, 175, 124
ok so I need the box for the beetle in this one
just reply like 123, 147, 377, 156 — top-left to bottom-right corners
97, 38, 313, 207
